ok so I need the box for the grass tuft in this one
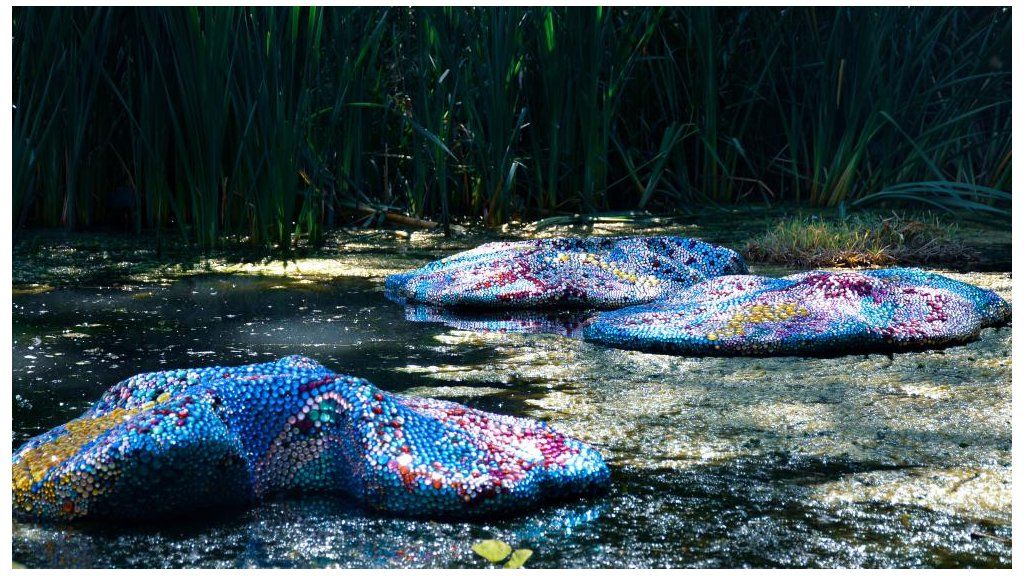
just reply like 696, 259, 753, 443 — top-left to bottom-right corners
743, 213, 979, 268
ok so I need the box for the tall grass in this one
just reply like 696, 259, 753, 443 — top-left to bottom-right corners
12, 6, 1011, 250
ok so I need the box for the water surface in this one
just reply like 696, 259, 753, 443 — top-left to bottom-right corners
12, 270, 1011, 568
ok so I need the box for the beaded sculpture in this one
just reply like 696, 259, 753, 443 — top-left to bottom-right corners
13, 356, 609, 522
385, 236, 747, 309
583, 268, 1010, 356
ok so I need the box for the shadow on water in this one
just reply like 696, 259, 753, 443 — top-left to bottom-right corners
11, 274, 1012, 568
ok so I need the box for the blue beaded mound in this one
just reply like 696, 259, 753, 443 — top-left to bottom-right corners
385, 236, 748, 309
13, 356, 610, 522
584, 268, 1010, 356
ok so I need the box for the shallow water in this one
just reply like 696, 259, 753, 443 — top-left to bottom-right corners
11, 268, 1012, 568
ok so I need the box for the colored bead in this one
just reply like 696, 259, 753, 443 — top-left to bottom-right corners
12, 356, 610, 522
385, 236, 747, 310
584, 268, 1010, 356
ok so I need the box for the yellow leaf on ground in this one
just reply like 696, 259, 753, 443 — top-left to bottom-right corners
472, 539, 512, 563
504, 549, 533, 568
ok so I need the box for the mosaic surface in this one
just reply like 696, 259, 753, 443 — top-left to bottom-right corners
583, 268, 1010, 356
13, 356, 609, 522
385, 236, 747, 309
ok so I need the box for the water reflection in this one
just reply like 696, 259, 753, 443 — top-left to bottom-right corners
12, 459, 1010, 568
402, 304, 595, 337
13, 492, 610, 569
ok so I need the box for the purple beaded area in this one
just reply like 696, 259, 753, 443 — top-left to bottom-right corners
584, 268, 1010, 356
13, 356, 609, 522
385, 236, 748, 309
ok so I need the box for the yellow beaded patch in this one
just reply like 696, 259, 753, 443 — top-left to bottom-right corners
13, 407, 137, 507
714, 301, 810, 339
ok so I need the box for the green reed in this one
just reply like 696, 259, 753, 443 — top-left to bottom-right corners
12, 6, 1011, 251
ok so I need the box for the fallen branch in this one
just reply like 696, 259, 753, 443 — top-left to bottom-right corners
338, 199, 438, 230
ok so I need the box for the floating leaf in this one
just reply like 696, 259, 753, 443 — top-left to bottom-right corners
472, 539, 512, 563
504, 549, 533, 569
